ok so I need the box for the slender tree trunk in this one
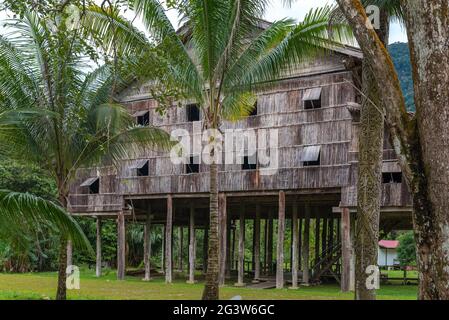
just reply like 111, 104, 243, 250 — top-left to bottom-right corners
56, 193, 68, 300
337, 0, 449, 299
355, 12, 389, 300
56, 236, 68, 300
202, 157, 220, 299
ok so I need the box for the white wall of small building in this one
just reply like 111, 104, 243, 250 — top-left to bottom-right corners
378, 248, 398, 267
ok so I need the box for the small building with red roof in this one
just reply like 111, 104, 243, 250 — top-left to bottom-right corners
378, 240, 400, 268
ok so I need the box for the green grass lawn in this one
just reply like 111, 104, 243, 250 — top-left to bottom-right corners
0, 269, 418, 300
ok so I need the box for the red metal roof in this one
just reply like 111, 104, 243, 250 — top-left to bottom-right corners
379, 240, 399, 249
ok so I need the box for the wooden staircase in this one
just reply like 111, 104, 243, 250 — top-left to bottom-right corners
311, 241, 342, 284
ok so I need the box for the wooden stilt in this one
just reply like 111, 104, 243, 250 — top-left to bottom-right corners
219, 193, 227, 286
203, 226, 208, 274
263, 218, 268, 274
276, 191, 285, 289
165, 195, 173, 283
235, 205, 245, 286
144, 209, 152, 281
96, 218, 102, 277
161, 225, 165, 274
231, 223, 236, 271
301, 205, 310, 285
187, 205, 196, 284
321, 218, 328, 257
350, 214, 355, 291
253, 205, 261, 282
252, 219, 256, 272
178, 227, 183, 272
290, 219, 293, 272
117, 212, 126, 280
225, 214, 231, 278
267, 212, 273, 274
341, 207, 351, 292
315, 217, 320, 265
298, 218, 302, 268
290, 202, 299, 289
328, 217, 334, 250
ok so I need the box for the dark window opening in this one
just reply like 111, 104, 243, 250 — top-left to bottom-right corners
382, 172, 402, 184
136, 112, 150, 126
304, 99, 322, 110
137, 161, 149, 176
187, 104, 200, 122
303, 88, 322, 110
249, 101, 258, 116
303, 153, 320, 167
185, 156, 199, 174
89, 179, 99, 194
242, 155, 257, 170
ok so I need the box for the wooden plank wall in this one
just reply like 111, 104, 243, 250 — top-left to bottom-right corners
67, 52, 412, 213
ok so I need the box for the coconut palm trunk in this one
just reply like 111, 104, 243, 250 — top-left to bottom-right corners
56, 192, 69, 300
203, 158, 220, 299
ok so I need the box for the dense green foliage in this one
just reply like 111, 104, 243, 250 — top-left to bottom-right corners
388, 42, 415, 111
397, 231, 416, 267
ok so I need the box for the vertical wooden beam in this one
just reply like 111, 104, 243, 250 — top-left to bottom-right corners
276, 191, 285, 289
235, 205, 245, 286
263, 218, 268, 274
219, 193, 227, 286
298, 218, 302, 268
161, 225, 165, 274
328, 217, 334, 250
321, 218, 328, 257
225, 214, 232, 278
96, 217, 102, 277
117, 212, 126, 280
178, 227, 183, 271
350, 214, 355, 291
253, 204, 261, 282
267, 211, 274, 274
144, 209, 152, 281
341, 207, 351, 292
203, 226, 208, 273
301, 205, 310, 285
165, 195, 173, 283
290, 202, 299, 289
187, 205, 196, 284
315, 217, 320, 265
231, 223, 236, 271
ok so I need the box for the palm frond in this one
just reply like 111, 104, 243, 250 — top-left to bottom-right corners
224, 6, 352, 91
0, 190, 93, 254
220, 91, 257, 121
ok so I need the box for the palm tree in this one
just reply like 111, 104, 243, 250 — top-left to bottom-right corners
0, 11, 171, 300
85, 0, 350, 299
0, 190, 92, 254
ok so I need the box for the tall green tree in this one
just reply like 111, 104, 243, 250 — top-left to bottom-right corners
87, 0, 350, 299
0, 9, 171, 299
336, 0, 449, 300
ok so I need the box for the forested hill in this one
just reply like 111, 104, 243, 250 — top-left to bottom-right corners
388, 42, 415, 111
